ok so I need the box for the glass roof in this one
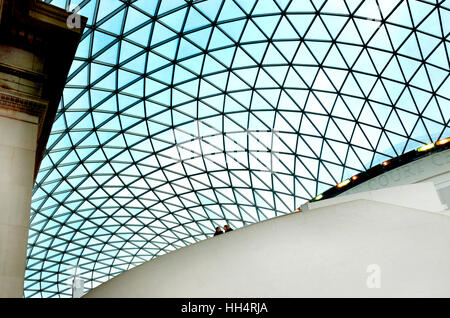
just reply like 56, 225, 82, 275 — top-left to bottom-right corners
27, 0, 449, 297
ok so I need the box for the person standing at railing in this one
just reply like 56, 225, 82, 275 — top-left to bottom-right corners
214, 226, 224, 236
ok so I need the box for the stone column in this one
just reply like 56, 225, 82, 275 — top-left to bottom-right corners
0, 108, 38, 297
0, 0, 86, 297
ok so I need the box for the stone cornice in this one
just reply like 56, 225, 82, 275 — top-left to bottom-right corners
0, 89, 48, 118
0, 61, 46, 82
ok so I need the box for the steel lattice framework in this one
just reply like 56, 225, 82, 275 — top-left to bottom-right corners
27, 0, 449, 297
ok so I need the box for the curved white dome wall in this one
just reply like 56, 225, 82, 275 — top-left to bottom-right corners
85, 180, 450, 298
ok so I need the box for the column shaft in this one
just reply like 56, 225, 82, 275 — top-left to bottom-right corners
0, 111, 37, 297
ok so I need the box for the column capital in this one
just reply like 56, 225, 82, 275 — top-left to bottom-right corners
0, 0, 87, 181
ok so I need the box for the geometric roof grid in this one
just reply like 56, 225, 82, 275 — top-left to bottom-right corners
28, 0, 449, 297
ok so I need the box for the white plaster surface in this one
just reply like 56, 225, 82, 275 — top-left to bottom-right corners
85, 184, 450, 298
0, 114, 37, 298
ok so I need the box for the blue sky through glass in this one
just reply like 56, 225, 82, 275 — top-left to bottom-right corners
27, 0, 449, 297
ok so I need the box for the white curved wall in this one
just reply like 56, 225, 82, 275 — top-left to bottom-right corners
85, 182, 450, 298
